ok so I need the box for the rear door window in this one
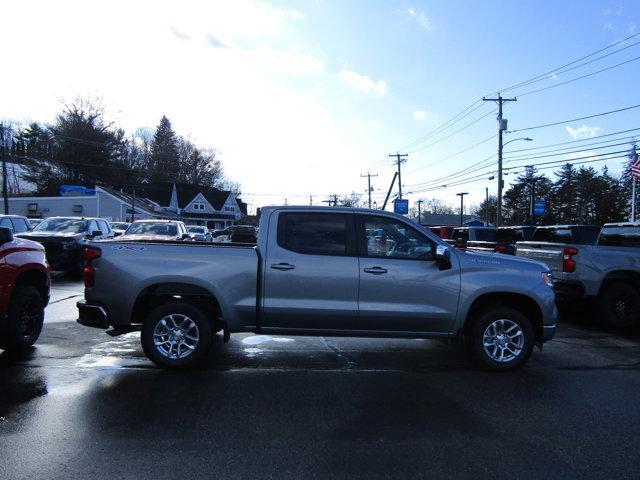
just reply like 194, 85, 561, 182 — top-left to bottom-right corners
598, 226, 640, 247
278, 212, 349, 256
533, 227, 572, 243
10, 218, 29, 233
475, 229, 496, 242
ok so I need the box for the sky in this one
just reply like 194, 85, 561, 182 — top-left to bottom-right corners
2, 0, 639, 214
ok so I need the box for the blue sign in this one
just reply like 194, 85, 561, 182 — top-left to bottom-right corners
533, 199, 545, 216
393, 198, 409, 214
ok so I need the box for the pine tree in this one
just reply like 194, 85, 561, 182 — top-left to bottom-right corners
149, 115, 179, 182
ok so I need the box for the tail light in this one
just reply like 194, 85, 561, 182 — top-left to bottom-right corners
495, 244, 507, 253
83, 247, 101, 288
562, 247, 578, 273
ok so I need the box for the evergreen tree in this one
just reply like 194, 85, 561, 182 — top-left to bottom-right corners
149, 115, 179, 182
473, 195, 497, 225
553, 163, 578, 223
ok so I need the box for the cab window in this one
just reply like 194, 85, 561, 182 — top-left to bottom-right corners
362, 216, 434, 260
11, 218, 29, 233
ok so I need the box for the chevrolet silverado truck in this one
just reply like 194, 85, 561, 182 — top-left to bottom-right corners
77, 207, 557, 370
466, 226, 535, 255
516, 222, 640, 327
0, 227, 50, 350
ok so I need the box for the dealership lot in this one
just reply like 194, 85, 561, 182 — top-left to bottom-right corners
1, 278, 640, 480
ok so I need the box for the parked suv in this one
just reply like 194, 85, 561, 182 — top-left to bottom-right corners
17, 216, 113, 274
0, 227, 50, 350
117, 220, 190, 242
0, 214, 31, 234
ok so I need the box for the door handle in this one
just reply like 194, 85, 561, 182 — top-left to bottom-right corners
363, 266, 388, 275
270, 262, 295, 271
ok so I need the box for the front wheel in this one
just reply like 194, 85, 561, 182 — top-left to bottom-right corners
0, 285, 45, 351
141, 302, 213, 369
469, 307, 534, 371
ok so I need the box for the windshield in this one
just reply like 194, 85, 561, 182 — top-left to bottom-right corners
598, 226, 640, 247
125, 222, 178, 236
187, 226, 205, 233
33, 218, 89, 234
111, 223, 129, 229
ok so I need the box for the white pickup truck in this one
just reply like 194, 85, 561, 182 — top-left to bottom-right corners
77, 207, 557, 370
516, 222, 640, 327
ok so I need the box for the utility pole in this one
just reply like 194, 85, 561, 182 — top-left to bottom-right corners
388, 153, 408, 199
485, 187, 489, 226
322, 194, 338, 207
416, 199, 424, 225
361, 172, 378, 209
1, 124, 9, 214
381, 172, 398, 210
130, 187, 135, 222
483, 94, 517, 227
456, 192, 469, 227
309, 195, 313, 206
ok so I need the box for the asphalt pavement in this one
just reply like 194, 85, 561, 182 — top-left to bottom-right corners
1, 279, 640, 479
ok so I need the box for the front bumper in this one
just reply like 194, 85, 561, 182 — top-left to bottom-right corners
77, 300, 109, 329
542, 323, 557, 342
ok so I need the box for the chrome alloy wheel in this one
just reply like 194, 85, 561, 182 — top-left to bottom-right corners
482, 319, 524, 363
153, 314, 200, 359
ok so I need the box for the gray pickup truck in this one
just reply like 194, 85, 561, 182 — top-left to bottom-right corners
516, 222, 640, 327
77, 207, 557, 370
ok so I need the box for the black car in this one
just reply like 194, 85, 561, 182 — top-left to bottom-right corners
17, 217, 113, 274
230, 225, 257, 243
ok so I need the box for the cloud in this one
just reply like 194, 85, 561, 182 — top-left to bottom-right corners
169, 26, 190, 41
339, 70, 388, 95
565, 124, 603, 139
603, 21, 614, 31
408, 8, 432, 31
413, 110, 436, 122
602, 7, 623, 16
206, 34, 227, 48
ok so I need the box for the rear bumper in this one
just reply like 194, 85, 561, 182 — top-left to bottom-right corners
553, 280, 585, 300
77, 300, 109, 329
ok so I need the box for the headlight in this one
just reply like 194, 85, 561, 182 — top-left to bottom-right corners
542, 271, 554, 287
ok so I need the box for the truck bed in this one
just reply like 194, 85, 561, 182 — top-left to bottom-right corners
86, 239, 260, 331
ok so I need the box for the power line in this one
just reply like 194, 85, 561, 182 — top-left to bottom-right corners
406, 134, 497, 174
407, 108, 498, 154
503, 127, 640, 154
509, 103, 640, 133
487, 31, 640, 96
518, 54, 640, 98
504, 140, 637, 163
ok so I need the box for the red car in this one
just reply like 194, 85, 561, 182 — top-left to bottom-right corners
0, 226, 50, 350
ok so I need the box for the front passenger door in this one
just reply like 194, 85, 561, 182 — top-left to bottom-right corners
357, 215, 460, 334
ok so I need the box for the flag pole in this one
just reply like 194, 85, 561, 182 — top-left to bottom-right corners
633, 177, 636, 222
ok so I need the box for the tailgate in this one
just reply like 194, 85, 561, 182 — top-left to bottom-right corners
466, 241, 496, 253
515, 241, 566, 272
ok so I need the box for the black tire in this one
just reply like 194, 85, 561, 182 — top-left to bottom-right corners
468, 307, 534, 371
598, 283, 640, 328
0, 285, 45, 351
141, 302, 213, 369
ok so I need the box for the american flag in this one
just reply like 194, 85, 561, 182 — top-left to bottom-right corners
631, 148, 640, 181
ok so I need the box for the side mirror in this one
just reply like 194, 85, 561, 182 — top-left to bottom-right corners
181, 233, 191, 240
0, 227, 14, 245
434, 244, 452, 269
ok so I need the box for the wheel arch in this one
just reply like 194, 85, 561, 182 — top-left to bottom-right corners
462, 292, 543, 342
130, 282, 222, 330
13, 267, 50, 306
599, 270, 640, 295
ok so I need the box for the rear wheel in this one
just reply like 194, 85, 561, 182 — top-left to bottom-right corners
598, 283, 640, 328
141, 302, 213, 368
0, 286, 45, 351
469, 307, 534, 371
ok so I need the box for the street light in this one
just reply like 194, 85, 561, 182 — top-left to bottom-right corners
497, 136, 532, 226
456, 192, 469, 226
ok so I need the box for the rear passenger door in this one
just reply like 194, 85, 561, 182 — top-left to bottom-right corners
262, 211, 360, 331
